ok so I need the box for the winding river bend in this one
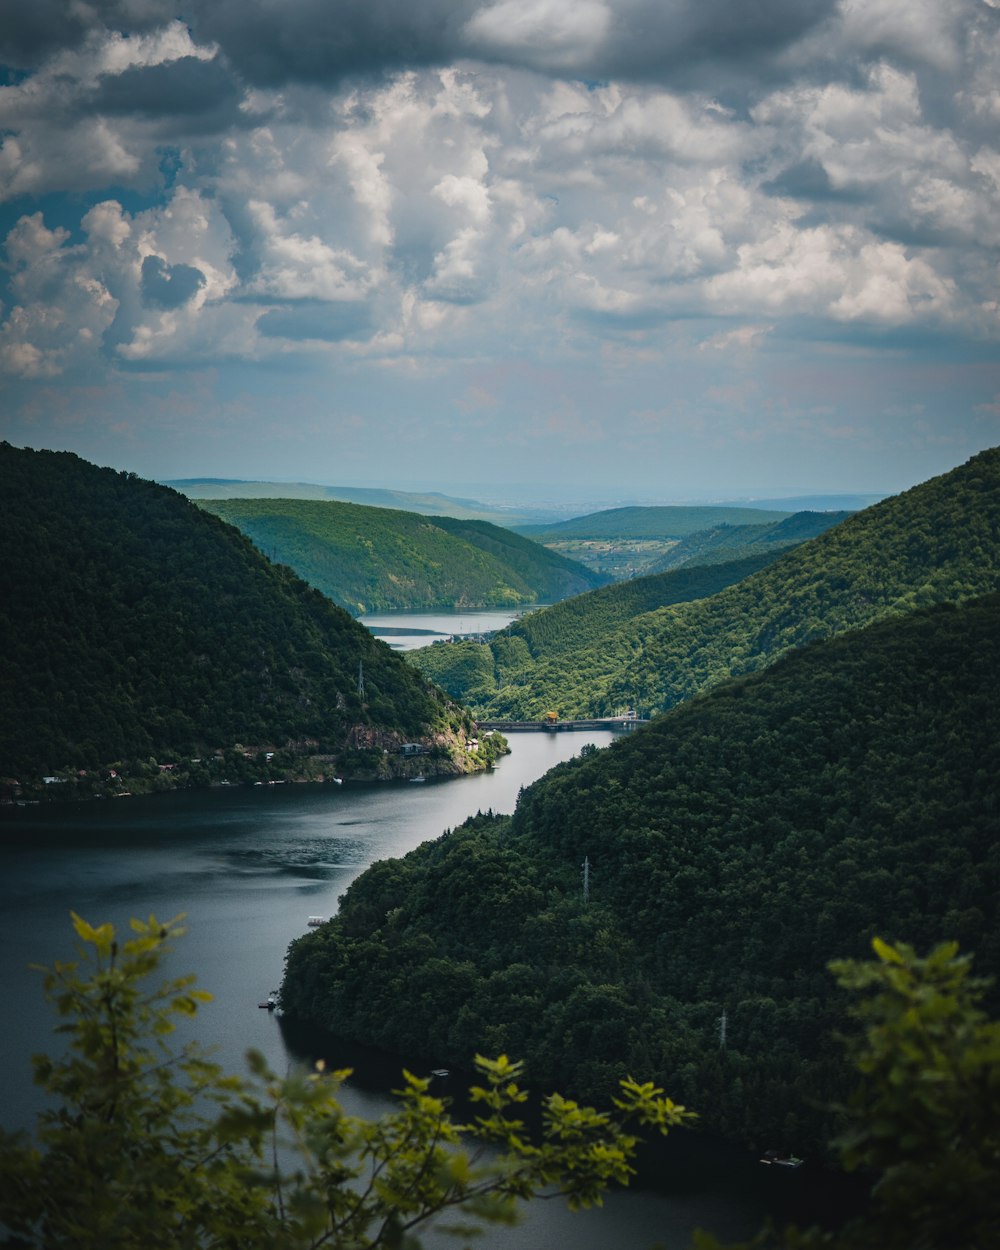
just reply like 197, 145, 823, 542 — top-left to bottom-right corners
1, 729, 803, 1248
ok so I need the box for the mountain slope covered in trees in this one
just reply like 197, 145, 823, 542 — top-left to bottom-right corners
647, 509, 852, 573
281, 591, 1000, 1153
410, 449, 1000, 718
0, 445, 479, 790
411, 551, 789, 711
197, 498, 605, 614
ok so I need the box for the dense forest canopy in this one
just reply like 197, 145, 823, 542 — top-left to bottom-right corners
410, 448, 1000, 719
0, 444, 474, 786
411, 551, 790, 712
282, 591, 1000, 1154
197, 497, 605, 614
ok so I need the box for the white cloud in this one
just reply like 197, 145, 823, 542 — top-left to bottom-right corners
2, 2, 1000, 390
464, 0, 611, 68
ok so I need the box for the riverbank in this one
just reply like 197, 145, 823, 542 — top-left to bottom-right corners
2, 729, 510, 806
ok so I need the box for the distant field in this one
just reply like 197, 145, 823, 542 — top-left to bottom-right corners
542, 537, 680, 578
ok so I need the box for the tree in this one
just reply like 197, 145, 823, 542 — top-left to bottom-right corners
697, 938, 1000, 1250
0, 914, 693, 1250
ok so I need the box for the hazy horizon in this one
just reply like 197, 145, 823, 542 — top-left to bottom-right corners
2, 2, 998, 496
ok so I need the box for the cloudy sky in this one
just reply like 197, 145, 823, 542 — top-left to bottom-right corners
1, 1, 999, 502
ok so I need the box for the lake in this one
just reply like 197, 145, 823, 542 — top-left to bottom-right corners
0, 730, 794, 1248
360, 607, 538, 650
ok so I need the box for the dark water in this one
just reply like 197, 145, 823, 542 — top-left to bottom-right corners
0, 731, 804, 1248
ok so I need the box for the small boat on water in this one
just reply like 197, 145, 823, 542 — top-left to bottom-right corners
409, 775, 426, 783
760, 1151, 804, 1168
307, 916, 326, 927
258, 990, 279, 1010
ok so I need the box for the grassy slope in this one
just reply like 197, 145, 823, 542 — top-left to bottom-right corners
198, 498, 605, 614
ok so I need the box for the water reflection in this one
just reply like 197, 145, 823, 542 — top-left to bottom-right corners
0, 729, 783, 1246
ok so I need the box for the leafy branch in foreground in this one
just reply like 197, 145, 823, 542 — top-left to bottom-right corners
698, 938, 1000, 1250
0, 913, 693, 1250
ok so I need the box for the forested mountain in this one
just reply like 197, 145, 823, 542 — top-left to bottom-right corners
0, 445, 482, 793
412, 551, 788, 711
197, 498, 605, 614
647, 510, 852, 573
410, 449, 1000, 719
281, 591, 1000, 1153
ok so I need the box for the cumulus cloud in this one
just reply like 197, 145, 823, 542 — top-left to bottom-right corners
1, 0, 999, 391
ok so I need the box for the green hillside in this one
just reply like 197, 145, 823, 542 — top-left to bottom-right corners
411, 551, 788, 710
411, 449, 1000, 718
197, 498, 605, 614
520, 504, 793, 539
281, 591, 1000, 1152
520, 504, 803, 578
0, 445, 484, 793
647, 509, 852, 573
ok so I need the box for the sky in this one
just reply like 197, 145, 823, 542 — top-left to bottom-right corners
1, 0, 999, 503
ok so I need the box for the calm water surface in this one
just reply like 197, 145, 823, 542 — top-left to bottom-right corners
0, 730, 781, 1248
360, 608, 537, 650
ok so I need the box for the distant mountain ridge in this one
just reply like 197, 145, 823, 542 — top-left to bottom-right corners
165, 479, 565, 527
410, 449, 1000, 719
0, 445, 482, 792
196, 497, 606, 615
647, 509, 853, 573
517, 503, 795, 539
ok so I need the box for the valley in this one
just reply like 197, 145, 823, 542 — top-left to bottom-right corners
3, 442, 998, 1250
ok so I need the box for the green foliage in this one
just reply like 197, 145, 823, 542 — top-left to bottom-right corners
411, 550, 786, 712
830, 938, 1000, 1249
0, 916, 693, 1249
285, 594, 1000, 1151
700, 939, 1000, 1250
198, 497, 605, 614
413, 448, 1000, 719
0, 445, 470, 783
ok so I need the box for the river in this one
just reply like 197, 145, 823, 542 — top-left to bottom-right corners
1, 730, 800, 1248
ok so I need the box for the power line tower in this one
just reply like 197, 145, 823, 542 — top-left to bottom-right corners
582, 855, 590, 905
718, 1008, 728, 1049
357, 661, 365, 701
